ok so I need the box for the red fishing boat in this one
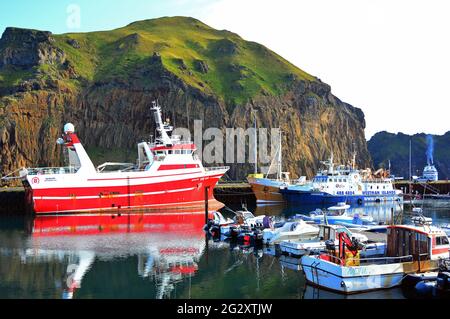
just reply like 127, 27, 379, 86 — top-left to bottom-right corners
20, 102, 229, 214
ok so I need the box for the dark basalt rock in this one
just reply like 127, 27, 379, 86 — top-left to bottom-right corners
0, 27, 66, 69
66, 38, 80, 49
211, 38, 238, 55
194, 59, 209, 73
0, 24, 372, 181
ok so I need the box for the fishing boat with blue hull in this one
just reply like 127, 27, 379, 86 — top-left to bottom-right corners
280, 153, 403, 206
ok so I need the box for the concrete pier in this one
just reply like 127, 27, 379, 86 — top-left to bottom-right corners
394, 180, 450, 195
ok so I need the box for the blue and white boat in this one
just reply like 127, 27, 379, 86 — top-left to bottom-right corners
280, 153, 403, 205
295, 202, 374, 225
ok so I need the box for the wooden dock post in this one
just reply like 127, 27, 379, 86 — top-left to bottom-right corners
391, 207, 394, 225
204, 186, 210, 224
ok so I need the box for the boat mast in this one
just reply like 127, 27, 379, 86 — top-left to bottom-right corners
329, 152, 334, 174
254, 111, 258, 174
409, 138, 412, 201
409, 139, 412, 182
151, 101, 172, 146
277, 129, 282, 180
351, 142, 356, 171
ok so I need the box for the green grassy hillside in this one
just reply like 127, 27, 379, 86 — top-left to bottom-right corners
51, 16, 316, 104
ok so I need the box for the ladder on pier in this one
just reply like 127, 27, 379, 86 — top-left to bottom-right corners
417, 182, 440, 195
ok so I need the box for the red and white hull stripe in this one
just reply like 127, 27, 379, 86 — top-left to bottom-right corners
26, 170, 227, 214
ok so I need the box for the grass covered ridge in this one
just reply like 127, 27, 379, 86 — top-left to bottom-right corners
50, 16, 317, 104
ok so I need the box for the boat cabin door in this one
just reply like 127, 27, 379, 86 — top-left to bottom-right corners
319, 225, 335, 241
387, 227, 430, 262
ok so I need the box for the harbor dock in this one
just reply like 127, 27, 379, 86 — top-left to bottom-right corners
0, 187, 25, 215
394, 180, 450, 196
213, 182, 255, 204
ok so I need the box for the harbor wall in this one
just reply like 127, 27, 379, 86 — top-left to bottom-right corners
394, 181, 450, 195
0, 188, 25, 215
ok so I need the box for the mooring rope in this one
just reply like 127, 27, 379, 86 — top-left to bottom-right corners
0, 168, 24, 181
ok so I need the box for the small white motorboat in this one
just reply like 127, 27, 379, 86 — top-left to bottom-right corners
279, 224, 368, 257
205, 211, 238, 237
262, 220, 319, 245
212, 211, 238, 236
234, 209, 265, 229
297, 202, 373, 224
411, 215, 432, 225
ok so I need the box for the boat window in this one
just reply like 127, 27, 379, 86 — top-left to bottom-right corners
243, 212, 254, 219
437, 236, 449, 246
319, 226, 331, 240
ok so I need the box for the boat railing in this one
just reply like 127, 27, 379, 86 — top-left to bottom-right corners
361, 178, 393, 183
318, 253, 414, 265
148, 140, 193, 148
97, 162, 136, 173
205, 166, 230, 172
26, 166, 79, 176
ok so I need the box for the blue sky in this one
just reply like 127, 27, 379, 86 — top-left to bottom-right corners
0, 0, 215, 35
1, 0, 449, 138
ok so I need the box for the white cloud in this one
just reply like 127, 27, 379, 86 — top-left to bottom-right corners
192, 0, 450, 139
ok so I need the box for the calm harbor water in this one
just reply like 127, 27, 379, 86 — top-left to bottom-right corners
0, 200, 449, 299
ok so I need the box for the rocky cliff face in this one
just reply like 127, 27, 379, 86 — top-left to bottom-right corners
0, 17, 371, 181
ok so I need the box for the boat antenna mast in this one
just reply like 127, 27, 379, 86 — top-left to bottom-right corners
351, 143, 357, 171
321, 151, 334, 174
253, 110, 258, 174
151, 101, 173, 146
277, 129, 282, 181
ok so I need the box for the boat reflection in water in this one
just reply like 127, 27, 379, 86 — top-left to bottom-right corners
253, 204, 286, 217
279, 201, 403, 225
26, 209, 209, 299
302, 284, 406, 299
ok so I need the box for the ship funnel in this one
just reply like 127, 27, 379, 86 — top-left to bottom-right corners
64, 123, 75, 134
